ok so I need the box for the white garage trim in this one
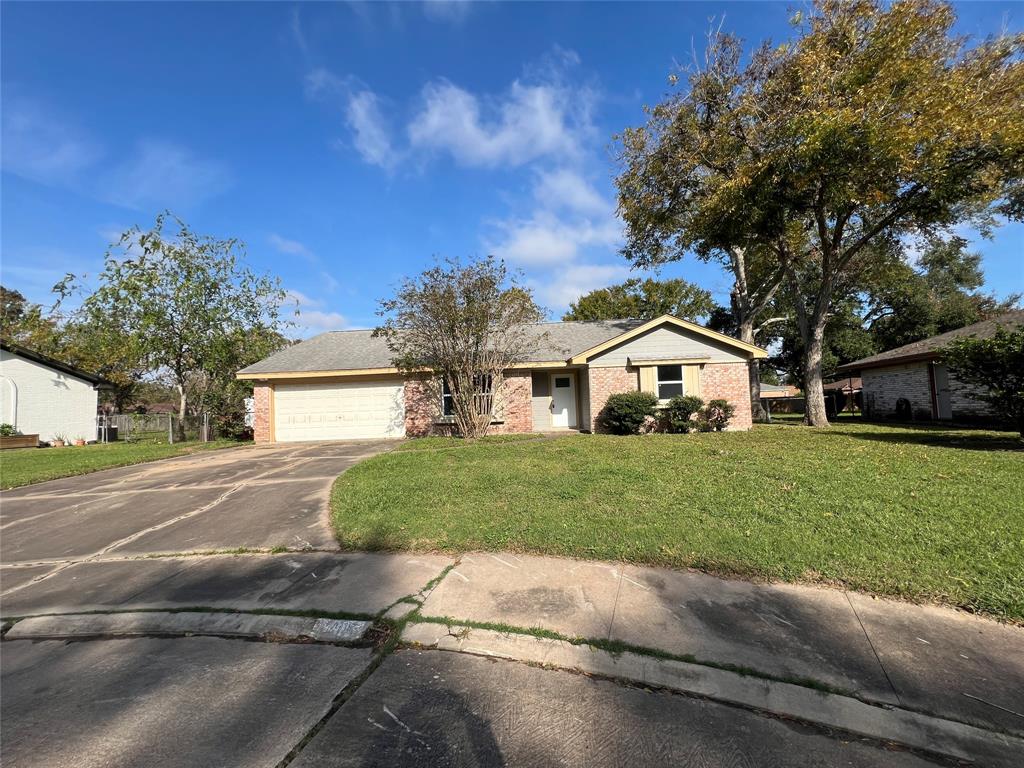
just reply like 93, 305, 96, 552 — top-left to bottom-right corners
273, 380, 405, 442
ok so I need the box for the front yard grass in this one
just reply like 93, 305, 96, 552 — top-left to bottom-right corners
331, 422, 1024, 622
0, 439, 240, 489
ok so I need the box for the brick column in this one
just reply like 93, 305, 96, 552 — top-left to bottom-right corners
587, 366, 639, 433
699, 363, 753, 431
253, 384, 272, 443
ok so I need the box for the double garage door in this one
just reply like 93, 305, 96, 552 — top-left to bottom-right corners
274, 380, 405, 441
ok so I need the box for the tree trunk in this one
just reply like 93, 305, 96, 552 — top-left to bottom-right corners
802, 319, 830, 427
738, 320, 766, 422
176, 384, 188, 441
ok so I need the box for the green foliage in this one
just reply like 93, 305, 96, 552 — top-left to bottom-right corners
375, 256, 547, 439
705, 399, 736, 431
942, 327, 1024, 435
664, 395, 704, 433
618, 0, 1024, 426
563, 278, 715, 322
0, 423, 16, 437
598, 391, 659, 435
71, 213, 288, 433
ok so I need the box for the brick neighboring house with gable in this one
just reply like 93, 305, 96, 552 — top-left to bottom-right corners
838, 310, 1024, 422
238, 315, 768, 443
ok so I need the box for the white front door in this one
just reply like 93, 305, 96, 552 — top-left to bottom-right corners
550, 373, 577, 428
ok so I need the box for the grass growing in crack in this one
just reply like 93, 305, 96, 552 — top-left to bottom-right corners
2, 605, 379, 624
408, 614, 850, 697
331, 424, 1024, 621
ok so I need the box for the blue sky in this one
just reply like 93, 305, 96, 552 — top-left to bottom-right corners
2, 1, 1021, 336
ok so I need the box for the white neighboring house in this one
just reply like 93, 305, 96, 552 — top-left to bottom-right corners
0, 341, 111, 444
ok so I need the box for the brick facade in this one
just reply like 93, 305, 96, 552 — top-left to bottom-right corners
588, 366, 639, 433
404, 371, 533, 437
253, 384, 272, 443
699, 362, 753, 431
862, 362, 994, 420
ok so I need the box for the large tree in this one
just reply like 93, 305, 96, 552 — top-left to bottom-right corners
563, 277, 715, 322
375, 257, 547, 439
619, 0, 1023, 426
70, 213, 288, 436
617, 30, 790, 420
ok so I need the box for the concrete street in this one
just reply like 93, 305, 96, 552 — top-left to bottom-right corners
2, 442, 1021, 766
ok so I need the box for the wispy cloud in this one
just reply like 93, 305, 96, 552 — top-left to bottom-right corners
99, 139, 231, 210
535, 262, 631, 310
306, 69, 400, 171
285, 289, 350, 336
1, 97, 101, 187
533, 168, 612, 217
269, 233, 315, 260
422, 0, 474, 24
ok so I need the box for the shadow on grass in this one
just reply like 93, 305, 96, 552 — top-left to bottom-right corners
828, 423, 1023, 452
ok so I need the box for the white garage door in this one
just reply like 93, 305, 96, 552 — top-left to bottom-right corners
274, 380, 405, 441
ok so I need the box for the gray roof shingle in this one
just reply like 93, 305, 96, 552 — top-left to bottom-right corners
238, 319, 645, 375
838, 310, 1024, 372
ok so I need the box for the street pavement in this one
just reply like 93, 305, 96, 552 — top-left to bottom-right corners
2, 442, 1020, 766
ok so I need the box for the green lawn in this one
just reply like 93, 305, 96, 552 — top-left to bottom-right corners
331, 423, 1024, 622
0, 439, 241, 489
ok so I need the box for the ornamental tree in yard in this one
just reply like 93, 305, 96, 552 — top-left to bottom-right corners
71, 213, 288, 437
376, 257, 547, 439
563, 278, 715, 323
943, 327, 1024, 436
619, 0, 1024, 427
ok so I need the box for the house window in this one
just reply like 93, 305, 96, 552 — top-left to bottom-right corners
656, 364, 684, 400
441, 375, 493, 417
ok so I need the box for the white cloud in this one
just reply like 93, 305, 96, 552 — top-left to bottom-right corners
269, 234, 315, 260
346, 90, 398, 170
100, 140, 231, 210
535, 262, 631, 310
1, 99, 101, 187
534, 168, 611, 216
305, 69, 400, 170
285, 289, 349, 336
488, 211, 620, 267
408, 79, 587, 168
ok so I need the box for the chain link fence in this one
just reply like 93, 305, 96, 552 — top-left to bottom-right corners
97, 413, 217, 443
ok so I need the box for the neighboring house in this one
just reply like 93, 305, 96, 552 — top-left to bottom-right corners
759, 383, 801, 398
0, 341, 111, 443
237, 314, 768, 443
837, 311, 1024, 422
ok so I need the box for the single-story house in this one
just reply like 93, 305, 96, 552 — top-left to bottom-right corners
759, 383, 801, 399
0, 341, 111, 443
237, 314, 768, 443
837, 310, 1023, 421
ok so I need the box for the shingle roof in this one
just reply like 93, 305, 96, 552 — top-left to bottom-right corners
238, 319, 645, 375
837, 311, 1024, 372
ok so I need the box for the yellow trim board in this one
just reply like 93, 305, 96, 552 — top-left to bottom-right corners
628, 357, 711, 367
570, 314, 768, 363
237, 360, 574, 381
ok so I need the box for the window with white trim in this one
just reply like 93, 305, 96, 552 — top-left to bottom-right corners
656, 364, 684, 400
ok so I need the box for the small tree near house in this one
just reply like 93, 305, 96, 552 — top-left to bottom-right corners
942, 327, 1024, 437
375, 257, 548, 439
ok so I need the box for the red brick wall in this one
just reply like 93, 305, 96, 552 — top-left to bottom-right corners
700, 362, 753, 430
404, 371, 534, 436
588, 366, 639, 433
253, 384, 272, 443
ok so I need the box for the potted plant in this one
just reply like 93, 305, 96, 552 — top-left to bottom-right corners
73, 435, 87, 447
51, 432, 68, 448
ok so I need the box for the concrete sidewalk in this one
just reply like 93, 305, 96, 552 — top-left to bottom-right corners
420, 553, 1024, 737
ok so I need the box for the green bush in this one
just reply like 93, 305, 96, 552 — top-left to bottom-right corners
664, 395, 704, 433
0, 423, 16, 437
599, 391, 659, 435
705, 399, 736, 431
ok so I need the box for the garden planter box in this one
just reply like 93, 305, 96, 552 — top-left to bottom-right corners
0, 434, 40, 450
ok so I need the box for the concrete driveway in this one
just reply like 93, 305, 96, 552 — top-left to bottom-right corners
1, 441, 391, 565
